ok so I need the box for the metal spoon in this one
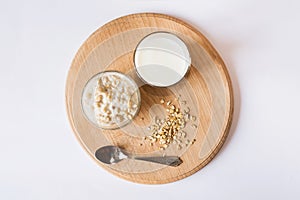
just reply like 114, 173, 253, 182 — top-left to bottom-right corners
95, 145, 182, 167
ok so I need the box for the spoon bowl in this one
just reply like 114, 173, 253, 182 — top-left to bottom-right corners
95, 146, 128, 164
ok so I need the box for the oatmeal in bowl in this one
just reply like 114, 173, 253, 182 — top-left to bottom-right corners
81, 71, 141, 129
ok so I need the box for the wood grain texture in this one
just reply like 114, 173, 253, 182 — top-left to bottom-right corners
65, 13, 234, 184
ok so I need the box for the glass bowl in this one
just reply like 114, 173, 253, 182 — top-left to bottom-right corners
81, 71, 141, 130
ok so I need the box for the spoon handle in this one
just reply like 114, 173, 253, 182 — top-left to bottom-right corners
133, 156, 183, 167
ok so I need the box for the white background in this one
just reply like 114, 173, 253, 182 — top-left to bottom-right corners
1, 0, 300, 199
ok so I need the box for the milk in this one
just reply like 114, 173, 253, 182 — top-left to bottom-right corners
134, 32, 191, 87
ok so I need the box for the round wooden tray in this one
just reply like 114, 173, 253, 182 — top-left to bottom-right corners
66, 13, 233, 184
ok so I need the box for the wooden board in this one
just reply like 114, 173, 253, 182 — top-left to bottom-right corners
65, 13, 234, 184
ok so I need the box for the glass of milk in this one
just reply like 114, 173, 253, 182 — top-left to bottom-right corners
134, 32, 191, 87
